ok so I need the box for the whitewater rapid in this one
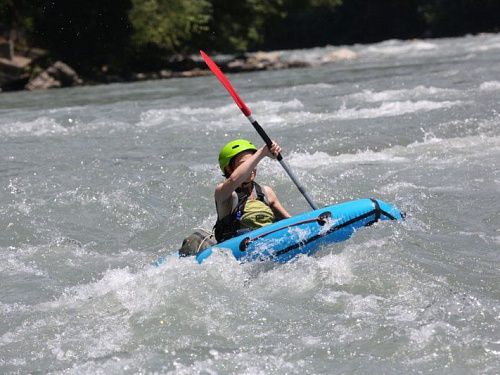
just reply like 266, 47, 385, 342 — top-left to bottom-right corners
1, 33, 499, 374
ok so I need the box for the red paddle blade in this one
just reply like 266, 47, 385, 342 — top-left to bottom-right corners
200, 50, 252, 117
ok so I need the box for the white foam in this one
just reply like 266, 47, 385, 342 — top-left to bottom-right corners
279, 100, 463, 124
470, 38, 500, 52
251, 98, 304, 113
315, 253, 353, 286
287, 149, 408, 170
0, 302, 30, 315
407, 133, 500, 152
409, 322, 457, 347
283, 131, 499, 175
379, 182, 426, 194
0, 117, 68, 137
247, 254, 343, 297
331, 100, 462, 120
479, 81, 500, 91
0, 246, 46, 276
82, 119, 131, 133
0, 116, 131, 137
67, 268, 137, 302
287, 83, 336, 92
348, 86, 461, 103
136, 99, 304, 128
364, 40, 437, 56
136, 104, 235, 127
56, 188, 153, 231
347, 294, 385, 318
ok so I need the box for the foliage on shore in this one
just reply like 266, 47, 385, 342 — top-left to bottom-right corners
1, 0, 499, 78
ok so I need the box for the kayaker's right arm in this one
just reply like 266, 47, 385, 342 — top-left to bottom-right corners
214, 142, 281, 203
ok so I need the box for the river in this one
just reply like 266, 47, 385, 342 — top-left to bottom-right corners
1, 33, 499, 374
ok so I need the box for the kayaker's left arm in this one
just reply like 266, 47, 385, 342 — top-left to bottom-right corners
263, 186, 291, 220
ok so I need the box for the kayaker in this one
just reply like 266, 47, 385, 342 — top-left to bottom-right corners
179, 138, 291, 256
214, 138, 291, 240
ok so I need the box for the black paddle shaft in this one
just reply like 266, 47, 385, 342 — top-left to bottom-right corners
250, 117, 283, 161
248, 116, 318, 210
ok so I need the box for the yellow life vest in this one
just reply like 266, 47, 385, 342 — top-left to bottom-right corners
240, 199, 275, 229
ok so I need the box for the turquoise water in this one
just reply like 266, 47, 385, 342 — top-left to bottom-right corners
1, 34, 499, 374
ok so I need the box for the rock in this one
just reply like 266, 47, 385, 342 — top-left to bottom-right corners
287, 60, 311, 69
250, 51, 281, 64
173, 68, 211, 78
225, 51, 311, 72
185, 68, 210, 77
46, 61, 83, 86
134, 72, 148, 81
166, 54, 201, 71
26, 71, 61, 90
23, 47, 48, 60
0, 40, 51, 91
321, 48, 357, 63
0, 54, 32, 91
0, 39, 13, 59
247, 51, 283, 70
159, 69, 173, 79
25, 61, 82, 91
0, 54, 31, 75
226, 58, 265, 72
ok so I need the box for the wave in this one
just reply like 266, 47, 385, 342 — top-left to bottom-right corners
281, 132, 499, 172
275, 34, 500, 65
469, 34, 500, 52
479, 81, 500, 91
0, 99, 463, 138
137, 104, 236, 128
253, 99, 464, 126
321, 100, 463, 121
281, 39, 439, 64
284, 150, 409, 172
0, 96, 464, 136
136, 99, 304, 128
0, 116, 133, 138
406, 132, 500, 149
363, 40, 438, 56
347, 86, 461, 103
337, 100, 462, 119
0, 245, 46, 277
55, 188, 155, 231
286, 82, 336, 92
0, 117, 68, 137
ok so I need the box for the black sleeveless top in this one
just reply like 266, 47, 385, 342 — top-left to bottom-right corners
214, 182, 269, 242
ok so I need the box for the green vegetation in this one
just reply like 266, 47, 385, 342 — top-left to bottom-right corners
129, 0, 211, 51
1, 0, 499, 77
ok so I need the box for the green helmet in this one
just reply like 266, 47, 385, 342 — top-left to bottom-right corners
218, 139, 257, 172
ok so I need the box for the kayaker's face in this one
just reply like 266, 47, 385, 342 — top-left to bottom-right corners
228, 151, 256, 186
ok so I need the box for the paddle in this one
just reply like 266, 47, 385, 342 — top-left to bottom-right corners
200, 50, 318, 210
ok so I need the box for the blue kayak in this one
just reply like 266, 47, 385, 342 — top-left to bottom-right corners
195, 198, 403, 264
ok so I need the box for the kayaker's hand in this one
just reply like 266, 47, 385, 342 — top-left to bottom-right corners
263, 141, 282, 159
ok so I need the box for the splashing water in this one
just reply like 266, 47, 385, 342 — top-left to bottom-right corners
1, 34, 499, 374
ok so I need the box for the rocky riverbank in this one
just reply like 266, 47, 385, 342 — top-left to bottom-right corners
0, 39, 358, 93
